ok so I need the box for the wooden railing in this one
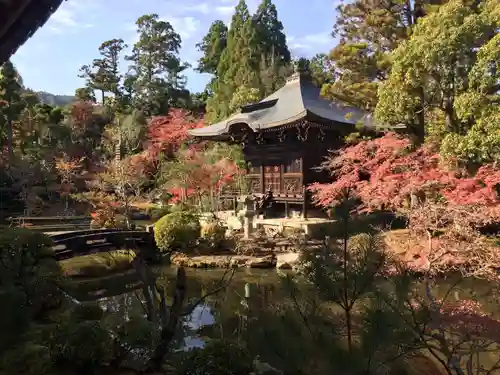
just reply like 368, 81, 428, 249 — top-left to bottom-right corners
7, 215, 92, 232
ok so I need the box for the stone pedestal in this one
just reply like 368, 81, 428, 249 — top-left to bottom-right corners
237, 195, 256, 239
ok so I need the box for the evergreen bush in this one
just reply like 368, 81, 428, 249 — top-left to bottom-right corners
154, 211, 201, 253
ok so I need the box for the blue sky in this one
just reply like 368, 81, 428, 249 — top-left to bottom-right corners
11, 0, 338, 95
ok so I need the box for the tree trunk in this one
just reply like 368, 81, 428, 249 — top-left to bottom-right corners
412, 87, 426, 144
7, 118, 13, 159
144, 267, 187, 372
444, 101, 458, 133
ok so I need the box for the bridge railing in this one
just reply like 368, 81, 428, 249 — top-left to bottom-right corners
49, 229, 158, 261
8, 215, 91, 232
49, 228, 126, 241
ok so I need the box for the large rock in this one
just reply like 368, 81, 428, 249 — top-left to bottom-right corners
246, 255, 276, 268
226, 215, 243, 231
230, 257, 248, 267
276, 252, 300, 270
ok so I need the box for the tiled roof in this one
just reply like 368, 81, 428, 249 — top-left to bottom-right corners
189, 72, 375, 138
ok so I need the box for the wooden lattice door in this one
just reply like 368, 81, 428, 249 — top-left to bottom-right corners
264, 165, 281, 193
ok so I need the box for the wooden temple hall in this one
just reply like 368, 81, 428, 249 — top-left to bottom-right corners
189, 67, 373, 219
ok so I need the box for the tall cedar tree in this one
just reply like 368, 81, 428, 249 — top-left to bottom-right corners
195, 20, 228, 76
223, 3, 260, 90
254, 0, 290, 64
126, 14, 189, 116
206, 0, 291, 122
0, 61, 25, 157
322, 0, 446, 125
254, 0, 291, 96
207, 0, 260, 121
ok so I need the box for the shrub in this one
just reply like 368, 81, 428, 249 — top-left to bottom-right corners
0, 343, 53, 375
0, 287, 30, 351
115, 318, 159, 351
173, 340, 254, 375
49, 320, 114, 370
71, 303, 104, 322
0, 228, 64, 318
0, 228, 55, 284
154, 211, 201, 253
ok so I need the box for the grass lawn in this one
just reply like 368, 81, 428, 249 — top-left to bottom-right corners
60, 250, 137, 278
133, 219, 155, 229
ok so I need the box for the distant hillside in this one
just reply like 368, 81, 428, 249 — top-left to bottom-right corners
37, 91, 75, 107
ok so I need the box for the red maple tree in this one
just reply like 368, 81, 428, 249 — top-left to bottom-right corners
145, 108, 204, 159
309, 132, 500, 278
163, 146, 244, 207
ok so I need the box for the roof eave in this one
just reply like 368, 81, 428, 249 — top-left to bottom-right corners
0, 0, 65, 64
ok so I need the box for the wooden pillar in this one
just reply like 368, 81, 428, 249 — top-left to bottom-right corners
260, 165, 265, 194
284, 201, 289, 218
302, 186, 308, 220
301, 149, 308, 220
280, 163, 285, 193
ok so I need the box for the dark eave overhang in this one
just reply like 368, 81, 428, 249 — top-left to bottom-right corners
0, 0, 65, 64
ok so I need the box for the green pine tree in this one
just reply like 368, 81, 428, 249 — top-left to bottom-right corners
78, 58, 108, 104
0, 61, 25, 158
376, 0, 500, 161
75, 87, 96, 102
97, 39, 127, 98
322, 0, 446, 115
126, 14, 189, 116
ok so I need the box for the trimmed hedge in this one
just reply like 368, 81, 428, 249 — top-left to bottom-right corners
154, 211, 200, 253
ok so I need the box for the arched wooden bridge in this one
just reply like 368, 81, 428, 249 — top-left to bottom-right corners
48, 229, 158, 261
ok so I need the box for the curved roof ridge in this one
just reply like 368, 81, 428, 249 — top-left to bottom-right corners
188, 71, 375, 138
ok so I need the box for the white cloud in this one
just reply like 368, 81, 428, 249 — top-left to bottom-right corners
176, 3, 211, 14
45, 0, 99, 34
49, 7, 77, 30
302, 32, 331, 45
169, 16, 200, 40
215, 5, 234, 15
288, 32, 331, 52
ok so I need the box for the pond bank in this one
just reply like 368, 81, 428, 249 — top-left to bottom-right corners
170, 251, 300, 269
60, 250, 136, 277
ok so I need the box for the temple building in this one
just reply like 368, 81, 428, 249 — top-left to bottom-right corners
0, 0, 64, 64
189, 67, 374, 219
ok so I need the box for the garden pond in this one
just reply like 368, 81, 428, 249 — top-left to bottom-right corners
67, 267, 500, 353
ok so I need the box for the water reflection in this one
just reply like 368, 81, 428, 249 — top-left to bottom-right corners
69, 267, 500, 370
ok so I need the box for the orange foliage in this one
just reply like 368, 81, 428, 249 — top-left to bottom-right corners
145, 108, 204, 158
54, 154, 85, 194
